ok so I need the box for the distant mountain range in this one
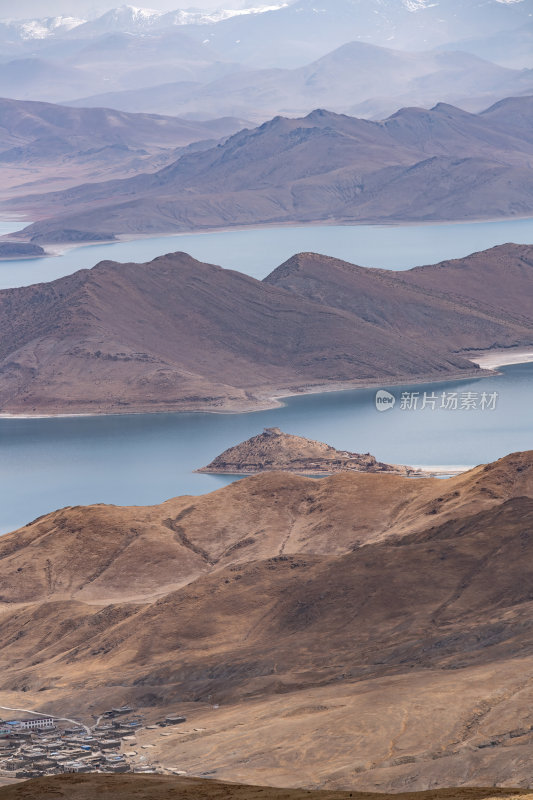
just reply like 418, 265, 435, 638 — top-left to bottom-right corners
0, 5, 287, 45
0, 4, 288, 43
0, 243, 531, 415
0, 97, 247, 199
177, 0, 533, 68
0, 1, 530, 110
0, 98, 245, 154
68, 3, 289, 37
0, 30, 241, 104
435, 21, 533, 70
0, 14, 85, 43
67, 41, 533, 122
8, 97, 533, 242
1, 1, 531, 67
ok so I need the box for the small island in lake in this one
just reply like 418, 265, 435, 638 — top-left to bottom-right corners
196, 427, 421, 476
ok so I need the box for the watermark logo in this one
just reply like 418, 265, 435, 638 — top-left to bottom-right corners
374, 389, 498, 412
375, 389, 396, 412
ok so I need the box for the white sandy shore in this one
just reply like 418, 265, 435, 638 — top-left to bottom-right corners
197, 465, 472, 478
412, 465, 474, 476
469, 349, 533, 370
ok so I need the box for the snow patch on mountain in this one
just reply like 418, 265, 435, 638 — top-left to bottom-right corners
3, 16, 86, 40
119, 5, 164, 21
402, 0, 438, 10
208, 4, 289, 22
90, 5, 164, 27
61, 5, 166, 36
161, 3, 288, 26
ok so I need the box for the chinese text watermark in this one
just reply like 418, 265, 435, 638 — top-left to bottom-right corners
375, 389, 498, 412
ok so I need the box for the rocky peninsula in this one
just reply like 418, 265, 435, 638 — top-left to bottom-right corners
196, 427, 420, 476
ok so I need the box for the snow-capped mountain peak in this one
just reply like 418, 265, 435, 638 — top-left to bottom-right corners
3, 15, 86, 40
203, 3, 290, 22
93, 5, 164, 25
64, 5, 165, 36
114, 5, 164, 21
0, 3, 289, 42
160, 3, 289, 26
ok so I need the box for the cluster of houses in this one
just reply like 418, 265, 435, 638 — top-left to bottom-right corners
0, 707, 187, 779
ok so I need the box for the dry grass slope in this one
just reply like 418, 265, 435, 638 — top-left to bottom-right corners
2, 453, 533, 790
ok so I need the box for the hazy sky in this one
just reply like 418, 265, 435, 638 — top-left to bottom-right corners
0, 0, 248, 19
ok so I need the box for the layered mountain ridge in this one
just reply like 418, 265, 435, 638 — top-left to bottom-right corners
1, 243, 532, 415
1, 1, 531, 69
0, 97, 247, 199
67, 41, 533, 121
9, 97, 533, 243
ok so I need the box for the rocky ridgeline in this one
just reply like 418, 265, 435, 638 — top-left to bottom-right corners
197, 428, 419, 476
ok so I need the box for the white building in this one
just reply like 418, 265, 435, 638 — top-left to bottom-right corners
7, 717, 55, 731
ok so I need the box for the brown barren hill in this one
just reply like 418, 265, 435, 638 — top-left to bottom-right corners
7, 451, 530, 605
0, 250, 485, 416
196, 426, 419, 475
264, 244, 533, 353
1, 243, 532, 415
2, 453, 533, 790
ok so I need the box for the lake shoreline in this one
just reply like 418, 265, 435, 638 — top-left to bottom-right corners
195, 465, 469, 478
0, 363, 497, 420
1, 349, 532, 422
6, 212, 533, 258
2, 216, 533, 292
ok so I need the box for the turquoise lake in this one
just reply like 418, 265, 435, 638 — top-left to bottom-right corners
1, 218, 532, 533
1, 363, 532, 535
2, 216, 533, 288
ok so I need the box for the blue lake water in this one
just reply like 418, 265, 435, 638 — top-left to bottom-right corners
1, 217, 532, 534
1, 363, 532, 535
1, 216, 533, 288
